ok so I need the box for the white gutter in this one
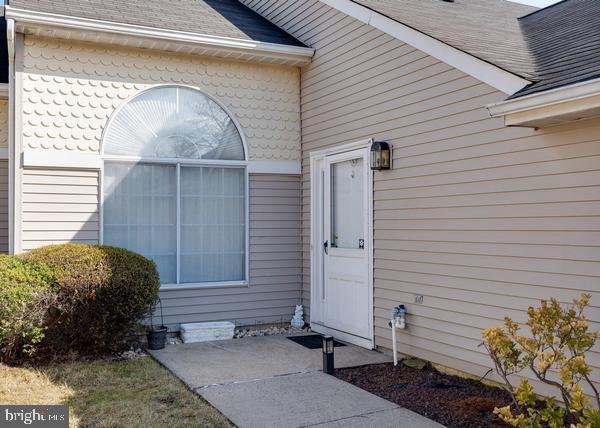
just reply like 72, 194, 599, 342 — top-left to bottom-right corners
487, 77, 600, 117
4, 7, 314, 65
320, 0, 531, 95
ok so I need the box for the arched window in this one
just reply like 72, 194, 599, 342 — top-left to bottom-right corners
103, 86, 245, 161
102, 86, 247, 287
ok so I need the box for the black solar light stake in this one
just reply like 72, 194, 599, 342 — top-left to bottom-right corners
322, 335, 334, 375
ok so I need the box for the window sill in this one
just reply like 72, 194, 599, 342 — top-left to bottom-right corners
159, 281, 249, 291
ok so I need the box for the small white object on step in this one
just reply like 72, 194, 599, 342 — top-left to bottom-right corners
290, 304, 304, 329
180, 321, 235, 343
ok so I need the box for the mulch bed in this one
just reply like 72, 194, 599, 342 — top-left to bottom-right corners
334, 362, 512, 428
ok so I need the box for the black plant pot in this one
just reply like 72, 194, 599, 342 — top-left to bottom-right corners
147, 326, 168, 350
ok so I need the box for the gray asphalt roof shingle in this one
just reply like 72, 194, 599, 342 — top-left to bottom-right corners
511, 0, 600, 97
351, 0, 600, 98
7, 0, 306, 47
351, 0, 538, 80
6, 0, 600, 98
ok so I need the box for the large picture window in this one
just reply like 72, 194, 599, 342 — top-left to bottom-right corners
102, 86, 247, 286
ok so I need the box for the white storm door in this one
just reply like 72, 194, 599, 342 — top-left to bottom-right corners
322, 149, 370, 339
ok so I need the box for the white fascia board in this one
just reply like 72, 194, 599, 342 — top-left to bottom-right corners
487, 77, 600, 117
0, 83, 8, 99
247, 160, 301, 175
320, 0, 530, 95
5, 7, 314, 65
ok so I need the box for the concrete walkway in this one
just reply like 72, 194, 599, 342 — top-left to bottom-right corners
149, 335, 443, 428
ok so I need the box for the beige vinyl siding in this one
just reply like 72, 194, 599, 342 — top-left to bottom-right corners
19, 170, 302, 328
243, 0, 600, 395
21, 168, 100, 251
0, 160, 8, 253
158, 173, 302, 329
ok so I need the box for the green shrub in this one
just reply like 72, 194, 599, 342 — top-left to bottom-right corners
0, 255, 56, 362
24, 244, 160, 357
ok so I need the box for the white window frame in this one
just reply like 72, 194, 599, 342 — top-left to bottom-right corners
100, 85, 250, 290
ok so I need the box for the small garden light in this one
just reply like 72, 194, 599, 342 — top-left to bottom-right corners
392, 304, 406, 329
370, 141, 391, 171
322, 335, 334, 375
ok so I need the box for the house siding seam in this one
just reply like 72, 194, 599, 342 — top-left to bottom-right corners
242, 0, 600, 397
159, 173, 302, 329
21, 35, 301, 162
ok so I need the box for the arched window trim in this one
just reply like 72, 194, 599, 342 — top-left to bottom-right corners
100, 84, 249, 164
100, 85, 250, 290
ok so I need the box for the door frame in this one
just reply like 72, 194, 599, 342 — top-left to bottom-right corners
309, 138, 374, 349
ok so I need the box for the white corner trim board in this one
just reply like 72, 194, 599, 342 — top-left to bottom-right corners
487, 77, 600, 117
7, 18, 17, 255
23, 151, 102, 169
319, 0, 530, 95
5, 7, 315, 65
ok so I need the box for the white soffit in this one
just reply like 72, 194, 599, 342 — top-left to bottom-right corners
487, 77, 600, 117
5, 7, 315, 66
320, 0, 531, 95
487, 78, 600, 127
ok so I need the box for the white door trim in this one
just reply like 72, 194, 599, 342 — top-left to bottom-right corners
309, 324, 374, 350
309, 140, 374, 349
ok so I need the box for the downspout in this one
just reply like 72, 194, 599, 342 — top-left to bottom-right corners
6, 18, 15, 254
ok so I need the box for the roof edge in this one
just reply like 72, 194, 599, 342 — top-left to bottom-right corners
320, 0, 531, 95
487, 77, 600, 117
5, 6, 315, 65
486, 77, 600, 127
517, 0, 567, 20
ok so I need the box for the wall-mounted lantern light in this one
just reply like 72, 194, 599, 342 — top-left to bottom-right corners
322, 335, 334, 375
370, 141, 391, 171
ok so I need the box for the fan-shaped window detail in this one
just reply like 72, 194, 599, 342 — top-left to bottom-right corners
103, 86, 245, 160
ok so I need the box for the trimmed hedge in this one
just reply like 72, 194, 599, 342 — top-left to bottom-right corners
24, 244, 160, 357
0, 255, 56, 362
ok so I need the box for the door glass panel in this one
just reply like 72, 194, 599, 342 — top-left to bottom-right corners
330, 158, 364, 249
